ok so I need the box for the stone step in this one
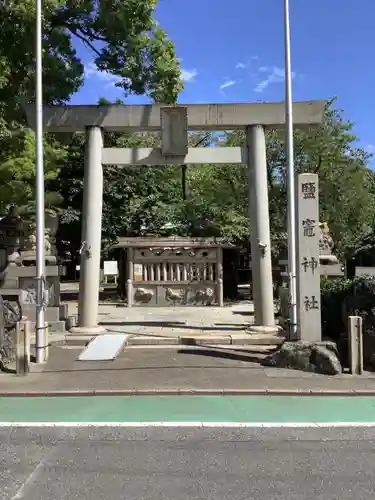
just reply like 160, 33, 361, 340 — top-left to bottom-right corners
61, 332, 284, 347
58, 344, 277, 354
178, 334, 284, 347
58, 335, 94, 347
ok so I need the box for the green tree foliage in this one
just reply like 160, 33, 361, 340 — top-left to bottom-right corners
101, 131, 182, 245
0, 0, 82, 135
167, 160, 249, 242
0, 0, 182, 223
49, 0, 182, 103
0, 130, 64, 214
215, 100, 374, 258
0, 0, 182, 135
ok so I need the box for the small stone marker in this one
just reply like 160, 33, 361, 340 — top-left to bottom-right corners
348, 315, 363, 375
296, 173, 321, 341
16, 321, 31, 375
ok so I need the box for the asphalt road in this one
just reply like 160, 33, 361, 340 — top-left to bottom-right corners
1, 426, 375, 499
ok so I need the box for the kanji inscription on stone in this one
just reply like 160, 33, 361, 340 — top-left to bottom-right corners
304, 295, 319, 311
301, 257, 318, 274
302, 218, 316, 237
301, 181, 316, 199
296, 173, 321, 341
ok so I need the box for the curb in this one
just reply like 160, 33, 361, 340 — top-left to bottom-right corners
61, 334, 285, 347
0, 389, 375, 397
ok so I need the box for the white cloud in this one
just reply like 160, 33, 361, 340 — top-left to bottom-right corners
220, 79, 236, 90
367, 144, 374, 151
254, 80, 270, 93
84, 62, 97, 77
84, 62, 121, 88
254, 66, 295, 93
181, 68, 198, 83
235, 56, 259, 70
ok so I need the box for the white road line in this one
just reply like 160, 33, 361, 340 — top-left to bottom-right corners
1, 421, 375, 428
11, 448, 57, 499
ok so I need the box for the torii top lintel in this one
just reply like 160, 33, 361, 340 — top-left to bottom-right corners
25, 101, 326, 133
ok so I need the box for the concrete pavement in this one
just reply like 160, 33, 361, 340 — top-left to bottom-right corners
1, 426, 375, 499
61, 300, 283, 346
2, 346, 375, 395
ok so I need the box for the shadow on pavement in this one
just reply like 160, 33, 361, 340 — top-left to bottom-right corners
177, 346, 274, 364
99, 321, 247, 332
231, 311, 255, 316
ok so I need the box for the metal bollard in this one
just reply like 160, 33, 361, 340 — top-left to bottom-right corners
348, 315, 363, 375
66, 315, 78, 330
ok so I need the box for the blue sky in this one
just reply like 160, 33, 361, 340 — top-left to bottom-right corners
70, 0, 375, 156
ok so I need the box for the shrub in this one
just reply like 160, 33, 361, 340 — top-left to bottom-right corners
321, 275, 375, 340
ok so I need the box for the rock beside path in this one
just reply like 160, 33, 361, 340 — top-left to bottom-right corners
0, 295, 19, 370
261, 341, 342, 375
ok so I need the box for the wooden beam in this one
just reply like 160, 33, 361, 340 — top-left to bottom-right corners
25, 101, 326, 132
101, 147, 247, 165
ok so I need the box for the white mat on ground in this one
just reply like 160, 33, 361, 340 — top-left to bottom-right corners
77, 334, 130, 361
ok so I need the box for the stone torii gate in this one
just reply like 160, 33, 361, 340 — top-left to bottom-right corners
26, 101, 325, 335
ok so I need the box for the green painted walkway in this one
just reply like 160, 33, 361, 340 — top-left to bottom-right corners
1, 396, 375, 423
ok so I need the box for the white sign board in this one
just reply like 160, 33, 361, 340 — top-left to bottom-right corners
104, 260, 118, 276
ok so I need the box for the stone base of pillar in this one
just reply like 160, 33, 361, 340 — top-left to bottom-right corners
247, 325, 283, 335
69, 325, 107, 335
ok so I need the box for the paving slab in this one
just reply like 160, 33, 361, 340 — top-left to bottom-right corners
128, 336, 180, 346
97, 303, 256, 338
